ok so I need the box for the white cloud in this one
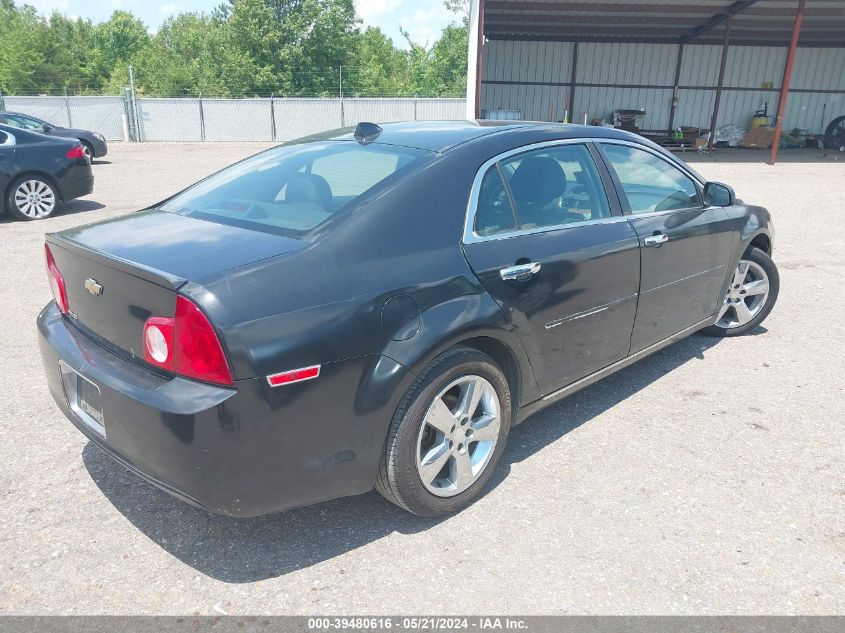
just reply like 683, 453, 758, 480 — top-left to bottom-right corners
398, 7, 444, 48
355, 0, 404, 21
160, 2, 179, 15
22, 0, 70, 14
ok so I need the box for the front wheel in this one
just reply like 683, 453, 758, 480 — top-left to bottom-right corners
702, 247, 779, 337
376, 347, 512, 516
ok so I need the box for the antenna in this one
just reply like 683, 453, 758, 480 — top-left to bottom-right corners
354, 122, 383, 145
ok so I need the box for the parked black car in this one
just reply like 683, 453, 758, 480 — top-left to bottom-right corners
0, 111, 108, 161
1, 124, 93, 221
38, 121, 778, 517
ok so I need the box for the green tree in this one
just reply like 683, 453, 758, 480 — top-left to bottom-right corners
0, 1, 45, 94
227, 0, 359, 96
129, 12, 260, 96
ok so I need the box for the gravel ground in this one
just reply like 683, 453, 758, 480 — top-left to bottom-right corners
1, 142, 843, 615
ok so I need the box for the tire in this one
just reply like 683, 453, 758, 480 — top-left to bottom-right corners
80, 141, 95, 162
376, 347, 512, 516
824, 115, 845, 152
701, 247, 779, 337
5, 175, 59, 221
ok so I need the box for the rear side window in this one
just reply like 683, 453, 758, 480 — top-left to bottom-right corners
473, 143, 610, 237
474, 167, 517, 236
160, 142, 425, 237
601, 144, 701, 214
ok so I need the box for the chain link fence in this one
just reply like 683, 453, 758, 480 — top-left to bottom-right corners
0, 94, 466, 142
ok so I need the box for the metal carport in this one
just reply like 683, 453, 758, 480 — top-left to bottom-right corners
465, 0, 845, 163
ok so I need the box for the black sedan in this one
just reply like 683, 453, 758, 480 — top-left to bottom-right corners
38, 121, 778, 517
1, 124, 93, 221
0, 111, 108, 161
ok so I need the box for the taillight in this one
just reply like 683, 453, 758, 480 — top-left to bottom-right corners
66, 146, 86, 159
45, 244, 69, 315
143, 295, 233, 386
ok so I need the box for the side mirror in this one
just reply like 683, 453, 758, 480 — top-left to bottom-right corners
42, 123, 52, 132
703, 181, 735, 207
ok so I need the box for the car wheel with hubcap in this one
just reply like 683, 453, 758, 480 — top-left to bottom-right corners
376, 347, 512, 516
701, 246, 779, 337
6, 176, 58, 220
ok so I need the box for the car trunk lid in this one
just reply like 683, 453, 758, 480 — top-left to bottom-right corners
46, 209, 302, 363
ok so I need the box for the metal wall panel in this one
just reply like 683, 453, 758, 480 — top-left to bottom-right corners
576, 43, 678, 85
273, 99, 344, 142
4, 96, 70, 127
5, 96, 126, 140
680, 45, 722, 87
792, 47, 845, 91
482, 40, 845, 133
203, 99, 273, 141
343, 98, 416, 125
137, 98, 203, 141
415, 99, 467, 120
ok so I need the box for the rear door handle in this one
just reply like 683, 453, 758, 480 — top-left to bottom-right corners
500, 261, 541, 281
643, 234, 669, 247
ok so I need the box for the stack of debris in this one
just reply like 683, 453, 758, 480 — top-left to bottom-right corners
613, 109, 645, 134
738, 127, 776, 148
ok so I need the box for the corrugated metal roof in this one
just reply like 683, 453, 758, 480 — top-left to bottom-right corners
483, 0, 845, 47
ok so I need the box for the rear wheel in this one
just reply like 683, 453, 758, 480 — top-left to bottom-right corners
6, 176, 58, 220
376, 347, 512, 516
701, 247, 779, 337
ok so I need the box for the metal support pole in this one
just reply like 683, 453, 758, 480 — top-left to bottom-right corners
198, 93, 206, 141
339, 66, 343, 98
269, 92, 276, 142
668, 43, 684, 133
64, 91, 73, 128
769, 0, 806, 165
474, 0, 486, 118
707, 17, 732, 151
568, 42, 578, 124
128, 65, 141, 142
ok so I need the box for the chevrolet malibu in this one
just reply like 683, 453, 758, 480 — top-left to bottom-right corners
38, 121, 779, 517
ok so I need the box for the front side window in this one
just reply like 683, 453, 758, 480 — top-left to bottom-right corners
601, 144, 701, 214
473, 143, 611, 237
160, 142, 425, 237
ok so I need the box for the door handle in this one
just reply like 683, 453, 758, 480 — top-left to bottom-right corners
643, 233, 669, 247
500, 261, 541, 281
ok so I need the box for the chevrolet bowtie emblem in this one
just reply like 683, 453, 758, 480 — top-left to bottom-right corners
84, 278, 103, 296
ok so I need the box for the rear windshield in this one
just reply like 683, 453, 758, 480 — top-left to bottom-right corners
159, 141, 426, 237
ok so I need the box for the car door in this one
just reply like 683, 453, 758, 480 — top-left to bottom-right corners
598, 142, 734, 353
462, 141, 641, 395
0, 130, 14, 198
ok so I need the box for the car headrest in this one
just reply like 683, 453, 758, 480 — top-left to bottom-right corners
285, 173, 333, 209
509, 156, 567, 206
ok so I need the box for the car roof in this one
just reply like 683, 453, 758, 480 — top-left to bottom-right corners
317, 120, 645, 153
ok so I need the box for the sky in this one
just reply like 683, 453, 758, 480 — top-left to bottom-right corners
19, 0, 460, 49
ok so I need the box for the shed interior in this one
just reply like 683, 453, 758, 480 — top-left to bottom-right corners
470, 0, 845, 158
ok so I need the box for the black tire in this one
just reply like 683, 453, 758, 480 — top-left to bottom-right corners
5, 175, 59, 221
80, 141, 95, 162
824, 115, 845, 152
701, 247, 779, 337
375, 347, 512, 517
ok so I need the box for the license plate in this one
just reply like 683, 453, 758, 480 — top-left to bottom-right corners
60, 361, 105, 438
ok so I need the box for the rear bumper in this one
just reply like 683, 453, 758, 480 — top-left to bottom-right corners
59, 173, 93, 202
92, 138, 108, 158
38, 303, 408, 517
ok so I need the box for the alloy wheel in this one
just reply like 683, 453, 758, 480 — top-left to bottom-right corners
14, 180, 56, 219
415, 375, 501, 497
716, 259, 770, 329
